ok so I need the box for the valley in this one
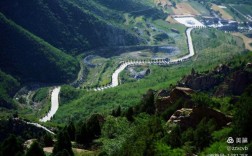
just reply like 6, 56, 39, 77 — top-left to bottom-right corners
0, 0, 252, 156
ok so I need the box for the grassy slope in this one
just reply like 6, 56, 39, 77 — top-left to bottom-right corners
0, 13, 79, 83
50, 28, 244, 123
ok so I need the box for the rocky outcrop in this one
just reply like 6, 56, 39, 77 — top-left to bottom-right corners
179, 64, 230, 91
230, 63, 252, 95
167, 107, 232, 130
155, 87, 194, 113
214, 63, 252, 96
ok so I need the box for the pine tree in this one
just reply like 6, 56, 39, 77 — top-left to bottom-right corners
141, 89, 155, 114
75, 122, 90, 146
66, 122, 75, 141
193, 118, 211, 151
1, 135, 24, 156
115, 106, 121, 117
42, 133, 53, 147
26, 141, 45, 156
111, 109, 116, 117
233, 85, 252, 140
75, 114, 102, 147
169, 126, 182, 148
86, 114, 101, 140
126, 107, 134, 122
53, 130, 73, 156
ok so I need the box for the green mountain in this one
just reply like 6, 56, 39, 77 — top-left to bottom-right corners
0, 70, 20, 109
0, 0, 143, 55
0, 13, 79, 84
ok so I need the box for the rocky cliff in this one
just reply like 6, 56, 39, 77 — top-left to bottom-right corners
167, 107, 232, 130
179, 64, 230, 91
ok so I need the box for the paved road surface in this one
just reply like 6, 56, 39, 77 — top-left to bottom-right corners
94, 27, 195, 91
39, 87, 61, 122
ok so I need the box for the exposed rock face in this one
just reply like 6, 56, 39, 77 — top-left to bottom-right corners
230, 63, 252, 95
155, 87, 194, 113
167, 107, 232, 130
215, 63, 252, 96
179, 64, 230, 91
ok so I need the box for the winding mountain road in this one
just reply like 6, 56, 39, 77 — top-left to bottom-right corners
39, 87, 61, 122
25, 121, 55, 135
24, 27, 196, 136
28, 27, 195, 135
94, 27, 195, 91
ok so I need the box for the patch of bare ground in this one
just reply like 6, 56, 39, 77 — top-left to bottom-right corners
43, 147, 96, 155
172, 2, 200, 15
232, 32, 252, 51
211, 3, 233, 20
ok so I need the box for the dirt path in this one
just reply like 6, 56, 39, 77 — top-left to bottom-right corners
24, 121, 55, 135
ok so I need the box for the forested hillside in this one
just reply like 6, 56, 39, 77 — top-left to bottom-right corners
0, 0, 143, 55
0, 70, 20, 109
94, 0, 152, 12
0, 0, 251, 155
0, 13, 79, 83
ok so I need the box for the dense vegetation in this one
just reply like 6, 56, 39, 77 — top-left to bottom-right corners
0, 70, 20, 109
0, 0, 251, 155
49, 28, 244, 123
0, 0, 143, 56
16, 52, 249, 155
0, 13, 79, 84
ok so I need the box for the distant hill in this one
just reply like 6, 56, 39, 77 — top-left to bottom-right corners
0, 13, 79, 84
0, 0, 143, 55
94, 0, 150, 12
209, 0, 252, 5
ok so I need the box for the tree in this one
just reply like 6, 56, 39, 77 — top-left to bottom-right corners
141, 89, 155, 114
191, 68, 196, 75
66, 122, 75, 141
75, 114, 102, 147
111, 109, 116, 117
126, 107, 134, 122
26, 141, 45, 156
1, 135, 24, 156
42, 133, 53, 147
233, 85, 252, 140
192, 93, 214, 108
75, 122, 89, 146
194, 118, 212, 151
169, 126, 182, 148
86, 114, 101, 140
115, 106, 121, 117
53, 130, 73, 156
